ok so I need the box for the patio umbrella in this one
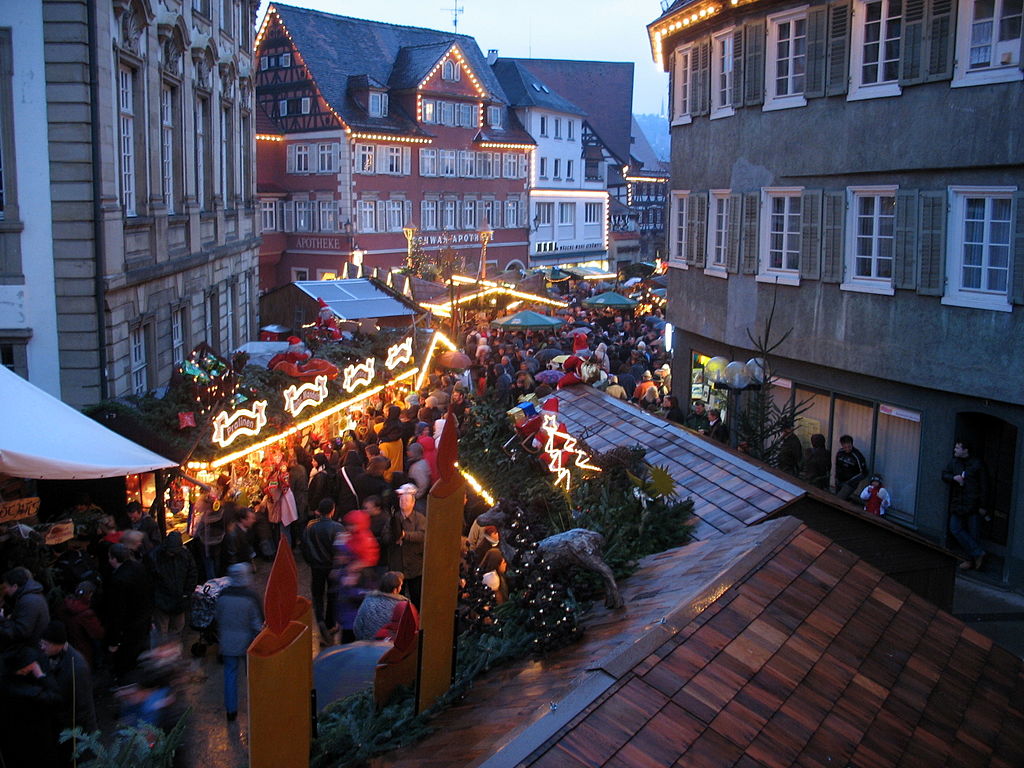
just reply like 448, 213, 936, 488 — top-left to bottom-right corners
490, 310, 564, 330
437, 351, 472, 369
567, 327, 591, 336
535, 369, 563, 384
536, 348, 564, 365
582, 291, 638, 309
535, 267, 573, 282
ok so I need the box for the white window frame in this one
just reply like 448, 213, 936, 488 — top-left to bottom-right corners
278, 99, 288, 116
118, 66, 136, 216
294, 143, 310, 173
295, 200, 314, 232
672, 45, 695, 125
488, 105, 502, 128
260, 199, 277, 231
301, 97, 311, 115
171, 308, 185, 364
705, 190, 731, 277
503, 153, 517, 178
356, 144, 374, 174
554, 118, 562, 139
369, 91, 389, 117
440, 149, 458, 177
668, 191, 689, 268
422, 99, 437, 123
711, 29, 736, 119
459, 150, 474, 177
130, 325, 147, 395
386, 199, 404, 232
160, 86, 175, 214
440, 101, 455, 126
442, 199, 458, 229
539, 157, 548, 178
953, 0, 1024, 87
442, 59, 460, 81
505, 199, 520, 228
318, 143, 335, 173
539, 115, 548, 136
848, 0, 904, 100
420, 148, 437, 177
421, 199, 438, 230
385, 146, 403, 175
357, 199, 376, 233
292, 268, 309, 282
567, 120, 575, 140
553, 158, 561, 179
942, 186, 1016, 312
758, 187, 804, 285
584, 201, 603, 226
463, 198, 477, 228
842, 185, 898, 295
764, 7, 810, 112
319, 199, 337, 232
558, 201, 575, 226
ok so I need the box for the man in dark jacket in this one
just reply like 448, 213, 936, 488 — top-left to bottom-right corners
147, 531, 198, 641
127, 501, 161, 552
0, 566, 50, 653
307, 453, 339, 514
353, 455, 392, 506
834, 435, 869, 501
104, 543, 153, 678
943, 440, 989, 571
221, 506, 255, 573
777, 423, 804, 477
301, 498, 343, 638
40, 620, 97, 738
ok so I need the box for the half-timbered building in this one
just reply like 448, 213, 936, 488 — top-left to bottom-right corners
254, 4, 534, 290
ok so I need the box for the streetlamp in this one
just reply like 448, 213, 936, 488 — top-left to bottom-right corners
402, 224, 417, 271
477, 221, 493, 283
703, 356, 765, 449
351, 244, 364, 268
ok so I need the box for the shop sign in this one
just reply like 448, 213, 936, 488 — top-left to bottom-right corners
414, 232, 484, 247
212, 400, 269, 448
45, 520, 74, 545
283, 376, 329, 418
880, 404, 921, 422
385, 337, 413, 370
342, 358, 376, 393
290, 235, 345, 252
0, 496, 40, 524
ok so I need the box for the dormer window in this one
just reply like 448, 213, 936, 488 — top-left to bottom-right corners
442, 59, 461, 81
369, 91, 389, 117
487, 106, 503, 128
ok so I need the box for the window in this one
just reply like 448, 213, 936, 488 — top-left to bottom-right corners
554, 118, 562, 138
954, 0, 1023, 85
225, 283, 236, 351
160, 87, 176, 213
196, 96, 209, 210
539, 157, 548, 178
356, 144, 374, 174
422, 99, 436, 123
672, 45, 695, 123
669, 192, 689, 267
459, 150, 474, 177
442, 59, 460, 81
558, 202, 575, 226
118, 66, 136, 216
260, 200, 277, 231
301, 97, 311, 115
475, 152, 491, 178
292, 268, 309, 282
442, 199, 458, 229
505, 199, 520, 228
553, 159, 561, 179
318, 143, 335, 173
457, 103, 475, 127
420, 149, 437, 177
357, 199, 376, 232
130, 325, 148, 395
707, 193, 731, 271
294, 143, 309, 173
567, 120, 575, 140
944, 187, 1015, 311
539, 115, 548, 136
503, 153, 517, 178
295, 200, 313, 232
319, 200, 337, 232
369, 91, 388, 117
761, 189, 802, 281
488, 105, 503, 127
278, 99, 288, 116
440, 101, 455, 126
584, 202, 603, 225
712, 30, 735, 116
441, 149, 458, 177
221, 106, 234, 203
843, 187, 896, 293
850, 0, 903, 98
566, 160, 574, 180
535, 201, 554, 230
385, 146, 403, 175
222, 0, 234, 37
421, 199, 438, 230
765, 8, 809, 110
463, 199, 477, 228
386, 200, 404, 232
171, 307, 186, 364
238, 274, 250, 343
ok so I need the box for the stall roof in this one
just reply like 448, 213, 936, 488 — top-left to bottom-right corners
291, 278, 422, 320
0, 366, 177, 479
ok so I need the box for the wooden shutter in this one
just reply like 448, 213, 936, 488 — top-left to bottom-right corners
821, 190, 845, 283
286, 144, 296, 173
686, 193, 708, 268
925, 0, 955, 81
826, 0, 851, 96
283, 201, 295, 232
403, 200, 412, 228
726, 193, 742, 273
693, 38, 712, 117
800, 190, 823, 280
917, 191, 947, 296
744, 21, 765, 106
731, 29, 745, 108
900, 0, 926, 85
376, 200, 386, 233
894, 190, 919, 290
805, 7, 829, 98
402, 147, 411, 175
741, 192, 761, 274
1012, 192, 1024, 305
668, 52, 676, 122
329, 144, 339, 174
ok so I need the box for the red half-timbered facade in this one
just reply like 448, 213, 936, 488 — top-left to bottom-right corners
254, 4, 534, 291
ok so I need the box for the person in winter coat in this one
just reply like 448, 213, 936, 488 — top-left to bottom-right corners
859, 475, 892, 516
802, 433, 832, 490
943, 440, 989, 571
146, 531, 198, 642
55, 580, 104, 670
40, 620, 97, 742
335, 450, 364, 515
387, 485, 426, 609
0, 567, 50, 653
330, 509, 379, 643
127, 501, 161, 553
104, 543, 153, 678
377, 406, 406, 483
301, 498, 343, 639
287, 456, 309, 544
352, 571, 418, 641
405, 442, 432, 511
0, 645, 63, 767
214, 563, 264, 720
415, 422, 439, 482
307, 453, 339, 517
834, 435, 869, 501
353, 456, 392, 506
777, 423, 804, 477
220, 505, 255, 574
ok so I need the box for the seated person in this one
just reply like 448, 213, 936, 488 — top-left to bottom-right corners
352, 571, 418, 641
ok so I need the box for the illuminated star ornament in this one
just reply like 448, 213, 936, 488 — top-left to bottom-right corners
385, 337, 413, 370
342, 358, 376, 393
212, 400, 268, 448
537, 399, 601, 490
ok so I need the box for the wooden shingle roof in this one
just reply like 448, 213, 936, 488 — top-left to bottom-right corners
553, 386, 803, 540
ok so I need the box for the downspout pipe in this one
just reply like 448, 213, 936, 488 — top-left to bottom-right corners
86, 0, 109, 400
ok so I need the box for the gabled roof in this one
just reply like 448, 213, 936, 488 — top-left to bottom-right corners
266, 4, 508, 135
278, 278, 422, 320
378, 517, 1024, 768
496, 58, 635, 164
491, 59, 586, 116
629, 115, 668, 173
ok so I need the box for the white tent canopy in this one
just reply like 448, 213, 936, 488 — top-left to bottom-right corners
0, 365, 177, 479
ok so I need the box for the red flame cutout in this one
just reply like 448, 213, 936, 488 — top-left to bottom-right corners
264, 537, 298, 635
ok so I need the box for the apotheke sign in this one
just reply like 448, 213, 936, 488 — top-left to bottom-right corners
290, 235, 345, 251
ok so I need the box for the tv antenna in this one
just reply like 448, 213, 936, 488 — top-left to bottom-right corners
442, 0, 464, 31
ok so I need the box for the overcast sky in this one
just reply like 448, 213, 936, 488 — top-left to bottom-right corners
258, 1, 670, 115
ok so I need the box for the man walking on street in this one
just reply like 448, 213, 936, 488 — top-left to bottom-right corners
943, 440, 989, 571
302, 498, 343, 641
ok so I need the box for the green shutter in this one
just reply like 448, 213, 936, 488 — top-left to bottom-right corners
925, 0, 955, 81
741, 192, 761, 274
685, 194, 699, 266
744, 21, 765, 106
731, 29, 745, 108
694, 38, 712, 117
917, 191, 947, 296
800, 190, 823, 280
726, 193, 742, 273
826, 1, 851, 96
821, 190, 845, 283
900, 0, 926, 85
805, 7, 829, 98
894, 190, 919, 290
1012, 192, 1024, 305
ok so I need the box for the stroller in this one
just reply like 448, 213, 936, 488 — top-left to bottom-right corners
188, 576, 232, 657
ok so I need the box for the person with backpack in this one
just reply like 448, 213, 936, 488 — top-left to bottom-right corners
146, 531, 198, 643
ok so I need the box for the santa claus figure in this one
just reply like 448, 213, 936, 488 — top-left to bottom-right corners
284, 336, 311, 363
314, 298, 343, 340
557, 355, 585, 389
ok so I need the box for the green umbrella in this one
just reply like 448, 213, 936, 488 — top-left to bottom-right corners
582, 291, 638, 309
490, 310, 565, 330
535, 267, 573, 282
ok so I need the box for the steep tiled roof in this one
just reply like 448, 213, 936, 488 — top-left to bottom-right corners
255, 103, 282, 135
491, 59, 586, 116
498, 59, 634, 164
268, 4, 509, 132
553, 386, 802, 540
378, 518, 1024, 768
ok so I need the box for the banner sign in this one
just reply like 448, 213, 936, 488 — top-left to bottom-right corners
212, 401, 269, 448
0, 497, 41, 524
283, 376, 329, 418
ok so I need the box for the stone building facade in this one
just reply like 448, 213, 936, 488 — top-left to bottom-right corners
40, 0, 260, 406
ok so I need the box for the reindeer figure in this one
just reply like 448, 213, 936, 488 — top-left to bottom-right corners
475, 499, 624, 610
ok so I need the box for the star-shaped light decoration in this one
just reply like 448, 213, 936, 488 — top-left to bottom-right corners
342, 358, 376, 393
538, 410, 600, 491
385, 337, 413, 370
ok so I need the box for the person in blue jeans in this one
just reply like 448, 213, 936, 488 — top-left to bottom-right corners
214, 563, 263, 720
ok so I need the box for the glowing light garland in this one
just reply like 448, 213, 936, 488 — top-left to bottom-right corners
457, 466, 495, 506
212, 401, 269, 448
342, 358, 376, 392
282, 375, 329, 417
539, 412, 601, 491
415, 330, 459, 391
385, 337, 414, 370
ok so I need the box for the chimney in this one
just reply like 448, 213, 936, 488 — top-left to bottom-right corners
487, 49, 499, 65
